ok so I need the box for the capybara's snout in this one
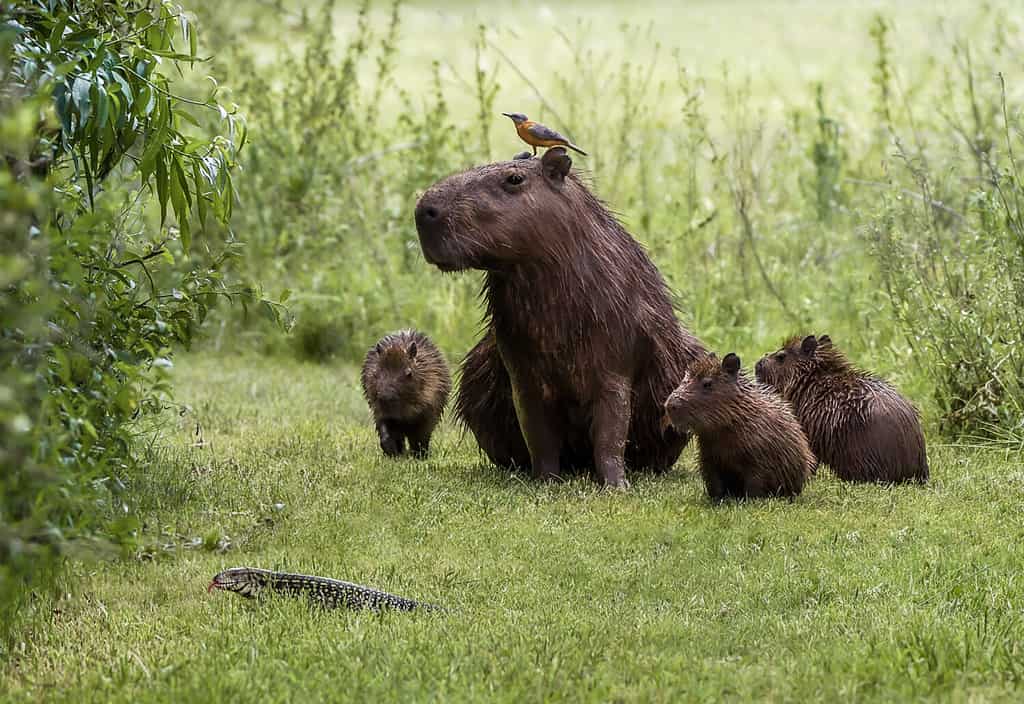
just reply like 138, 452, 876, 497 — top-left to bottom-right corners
414, 197, 442, 235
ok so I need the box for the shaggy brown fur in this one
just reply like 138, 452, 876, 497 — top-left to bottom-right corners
664, 353, 814, 500
416, 148, 706, 487
755, 334, 929, 484
361, 329, 451, 458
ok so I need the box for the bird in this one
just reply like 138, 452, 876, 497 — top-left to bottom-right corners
502, 112, 588, 156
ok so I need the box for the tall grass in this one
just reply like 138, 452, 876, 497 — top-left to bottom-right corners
194, 0, 1024, 439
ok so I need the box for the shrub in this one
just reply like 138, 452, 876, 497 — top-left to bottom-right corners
0, 0, 281, 648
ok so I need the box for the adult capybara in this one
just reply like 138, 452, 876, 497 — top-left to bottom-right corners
361, 329, 451, 458
415, 148, 706, 487
755, 334, 929, 484
663, 353, 814, 500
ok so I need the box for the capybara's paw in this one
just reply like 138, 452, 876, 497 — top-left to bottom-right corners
533, 466, 563, 483
380, 437, 403, 457
603, 476, 631, 491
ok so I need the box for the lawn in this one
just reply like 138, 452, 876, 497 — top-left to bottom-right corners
3, 353, 1022, 702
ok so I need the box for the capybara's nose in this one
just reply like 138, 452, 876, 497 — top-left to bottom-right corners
415, 200, 442, 232
755, 359, 764, 376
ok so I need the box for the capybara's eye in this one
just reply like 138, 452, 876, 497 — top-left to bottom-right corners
775, 353, 786, 362
405, 369, 413, 378
702, 379, 712, 391
505, 173, 525, 186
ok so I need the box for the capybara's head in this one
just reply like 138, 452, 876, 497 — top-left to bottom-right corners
414, 148, 579, 272
663, 353, 744, 434
755, 334, 832, 392
368, 338, 424, 415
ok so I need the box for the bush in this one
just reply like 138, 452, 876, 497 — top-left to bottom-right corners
867, 11, 1024, 439
0, 0, 281, 648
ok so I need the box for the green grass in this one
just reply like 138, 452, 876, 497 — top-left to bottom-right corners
3, 353, 1023, 702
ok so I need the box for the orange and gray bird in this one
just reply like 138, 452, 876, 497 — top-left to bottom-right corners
502, 112, 588, 157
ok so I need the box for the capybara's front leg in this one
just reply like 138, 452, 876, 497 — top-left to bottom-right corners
377, 419, 405, 457
703, 468, 728, 502
407, 419, 436, 459
592, 380, 632, 489
511, 380, 562, 482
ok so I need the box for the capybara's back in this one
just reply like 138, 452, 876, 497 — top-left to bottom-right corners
756, 335, 928, 484
361, 329, 451, 458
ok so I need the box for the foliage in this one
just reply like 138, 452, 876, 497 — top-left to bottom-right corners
871, 74, 1024, 439
0, 0, 279, 647
192, 0, 1024, 439
197, 0, 482, 361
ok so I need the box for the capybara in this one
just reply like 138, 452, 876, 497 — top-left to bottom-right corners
663, 353, 814, 500
755, 334, 929, 484
361, 329, 451, 458
415, 147, 706, 487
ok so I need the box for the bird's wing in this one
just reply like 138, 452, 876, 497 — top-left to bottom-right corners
526, 123, 569, 143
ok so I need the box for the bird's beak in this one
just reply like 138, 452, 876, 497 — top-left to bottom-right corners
501, 112, 513, 119
207, 580, 218, 593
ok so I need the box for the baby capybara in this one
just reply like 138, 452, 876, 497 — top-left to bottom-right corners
415, 148, 706, 487
755, 335, 929, 484
663, 353, 815, 500
361, 329, 451, 458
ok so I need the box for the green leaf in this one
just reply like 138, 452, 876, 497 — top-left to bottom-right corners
110, 70, 133, 106
54, 81, 73, 135
135, 11, 154, 30
155, 151, 169, 225
72, 75, 91, 126
172, 156, 192, 209
192, 159, 207, 228
52, 348, 71, 384
149, 49, 203, 61
170, 157, 191, 252
177, 109, 201, 129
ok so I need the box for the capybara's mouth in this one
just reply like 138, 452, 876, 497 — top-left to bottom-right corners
419, 245, 470, 273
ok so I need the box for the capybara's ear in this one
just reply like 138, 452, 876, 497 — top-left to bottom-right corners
818, 334, 832, 347
541, 147, 572, 185
407, 341, 418, 359
722, 353, 741, 376
512, 151, 532, 160
800, 335, 818, 356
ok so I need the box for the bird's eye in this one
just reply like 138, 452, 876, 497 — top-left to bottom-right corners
505, 172, 525, 186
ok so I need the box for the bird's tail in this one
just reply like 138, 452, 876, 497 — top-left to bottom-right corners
566, 143, 588, 156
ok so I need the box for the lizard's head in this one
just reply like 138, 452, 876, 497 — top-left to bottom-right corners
207, 567, 271, 598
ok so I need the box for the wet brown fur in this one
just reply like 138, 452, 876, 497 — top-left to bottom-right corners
755, 334, 929, 484
416, 149, 706, 486
361, 329, 451, 458
664, 353, 814, 500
